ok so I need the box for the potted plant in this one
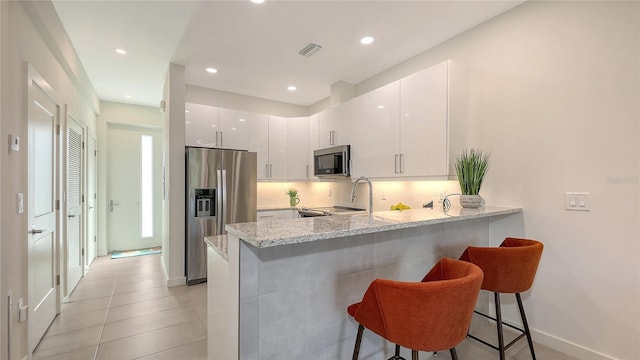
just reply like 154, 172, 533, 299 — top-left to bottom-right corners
286, 188, 300, 207
455, 148, 490, 208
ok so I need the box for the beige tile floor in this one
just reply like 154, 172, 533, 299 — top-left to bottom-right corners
33, 254, 207, 360
33, 252, 574, 360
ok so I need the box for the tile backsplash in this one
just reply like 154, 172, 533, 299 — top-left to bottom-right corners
258, 179, 461, 211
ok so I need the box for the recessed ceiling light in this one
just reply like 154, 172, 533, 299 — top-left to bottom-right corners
239, 118, 246, 122
251, 0, 265, 4
377, 105, 385, 109
125, 94, 132, 99
115, 48, 127, 55
206, 68, 218, 74
185, 110, 190, 113
185, 121, 191, 124
360, 36, 374, 45
287, 86, 297, 91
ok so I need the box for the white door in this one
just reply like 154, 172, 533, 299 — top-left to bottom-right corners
27, 73, 58, 353
66, 116, 83, 296
86, 135, 97, 269
107, 124, 161, 252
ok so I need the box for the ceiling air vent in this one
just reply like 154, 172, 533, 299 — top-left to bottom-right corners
298, 43, 323, 57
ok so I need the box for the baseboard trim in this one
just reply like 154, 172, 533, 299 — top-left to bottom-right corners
167, 276, 186, 287
533, 328, 617, 360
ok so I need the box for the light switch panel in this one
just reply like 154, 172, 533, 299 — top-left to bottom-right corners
565, 192, 590, 211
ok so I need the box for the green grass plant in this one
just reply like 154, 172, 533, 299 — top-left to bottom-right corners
455, 149, 490, 195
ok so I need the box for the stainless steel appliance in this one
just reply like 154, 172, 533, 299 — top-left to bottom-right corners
313, 145, 351, 177
185, 147, 257, 285
297, 205, 365, 217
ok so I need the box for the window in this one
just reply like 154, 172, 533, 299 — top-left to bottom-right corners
141, 135, 153, 238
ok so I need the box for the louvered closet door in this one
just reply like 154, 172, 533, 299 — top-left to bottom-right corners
66, 116, 84, 297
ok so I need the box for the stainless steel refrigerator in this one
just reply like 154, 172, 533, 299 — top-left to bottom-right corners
185, 147, 257, 285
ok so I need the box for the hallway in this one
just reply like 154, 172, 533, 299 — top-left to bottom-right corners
33, 254, 207, 359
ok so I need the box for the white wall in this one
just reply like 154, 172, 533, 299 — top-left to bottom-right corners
96, 102, 163, 256
186, 84, 307, 117
0, 1, 99, 358
352, 2, 638, 359
162, 64, 187, 286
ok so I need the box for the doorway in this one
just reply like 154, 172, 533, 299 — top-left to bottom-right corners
27, 67, 59, 353
65, 114, 84, 298
107, 123, 162, 252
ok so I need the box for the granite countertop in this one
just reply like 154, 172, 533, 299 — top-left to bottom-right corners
204, 235, 228, 261
226, 206, 522, 248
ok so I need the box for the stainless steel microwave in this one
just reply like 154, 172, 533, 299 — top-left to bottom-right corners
313, 145, 350, 177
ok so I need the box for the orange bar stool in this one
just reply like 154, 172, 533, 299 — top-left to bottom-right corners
459, 237, 543, 360
347, 258, 483, 360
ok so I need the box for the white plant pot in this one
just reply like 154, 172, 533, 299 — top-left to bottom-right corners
459, 195, 482, 208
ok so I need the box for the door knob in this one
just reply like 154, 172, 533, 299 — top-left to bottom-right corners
110, 200, 120, 212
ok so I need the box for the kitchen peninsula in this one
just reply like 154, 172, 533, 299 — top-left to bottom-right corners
206, 206, 523, 359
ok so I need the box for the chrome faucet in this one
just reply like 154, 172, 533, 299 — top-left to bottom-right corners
351, 176, 373, 223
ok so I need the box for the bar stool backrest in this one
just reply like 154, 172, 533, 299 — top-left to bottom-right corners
460, 237, 543, 293
353, 258, 483, 352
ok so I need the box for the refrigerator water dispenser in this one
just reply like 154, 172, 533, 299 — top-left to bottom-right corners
194, 189, 216, 217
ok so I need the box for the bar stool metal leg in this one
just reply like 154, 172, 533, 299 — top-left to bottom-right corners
352, 324, 364, 360
516, 293, 537, 360
411, 350, 419, 360
495, 292, 506, 360
449, 348, 459, 360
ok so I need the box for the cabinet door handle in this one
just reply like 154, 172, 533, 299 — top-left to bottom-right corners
219, 131, 223, 147
395, 154, 399, 174
265, 164, 269, 178
400, 154, 404, 174
269, 164, 273, 178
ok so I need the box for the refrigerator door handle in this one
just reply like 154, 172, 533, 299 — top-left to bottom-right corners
216, 169, 223, 234
221, 169, 227, 233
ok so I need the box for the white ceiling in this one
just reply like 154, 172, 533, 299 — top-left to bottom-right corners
52, 0, 524, 108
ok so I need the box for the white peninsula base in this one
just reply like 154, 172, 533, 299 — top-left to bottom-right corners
207, 207, 523, 359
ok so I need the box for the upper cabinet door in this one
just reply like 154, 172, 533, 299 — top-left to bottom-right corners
399, 61, 449, 177
286, 117, 309, 180
350, 81, 400, 178
267, 115, 288, 180
248, 113, 269, 180
318, 104, 351, 148
307, 114, 319, 179
185, 103, 218, 147
218, 108, 249, 150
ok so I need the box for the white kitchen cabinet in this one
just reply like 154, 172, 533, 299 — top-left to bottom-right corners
185, 103, 249, 150
268, 116, 287, 180
286, 117, 310, 180
317, 103, 351, 148
351, 60, 457, 178
257, 209, 298, 221
307, 113, 319, 179
217, 108, 249, 150
185, 103, 218, 147
248, 113, 269, 179
249, 114, 287, 180
399, 61, 449, 177
350, 81, 400, 178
